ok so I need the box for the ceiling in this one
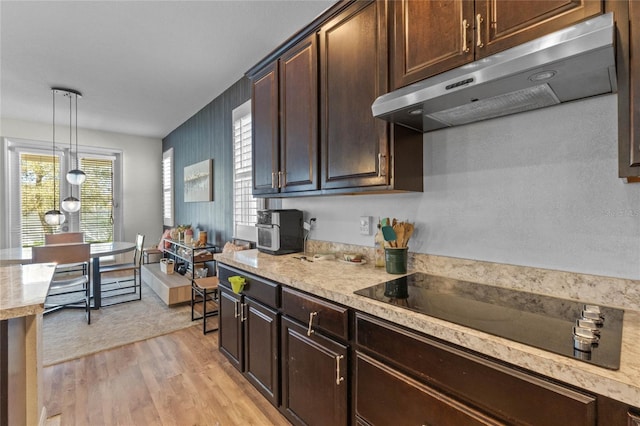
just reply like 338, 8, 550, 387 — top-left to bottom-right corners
0, 0, 336, 140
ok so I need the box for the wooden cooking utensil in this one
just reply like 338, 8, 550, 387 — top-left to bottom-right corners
393, 223, 405, 248
403, 222, 414, 247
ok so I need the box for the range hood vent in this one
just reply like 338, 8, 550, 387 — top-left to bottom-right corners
372, 13, 617, 133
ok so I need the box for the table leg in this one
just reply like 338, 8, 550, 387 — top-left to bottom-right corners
92, 257, 101, 309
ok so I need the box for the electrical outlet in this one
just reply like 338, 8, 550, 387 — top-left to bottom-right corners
359, 216, 372, 235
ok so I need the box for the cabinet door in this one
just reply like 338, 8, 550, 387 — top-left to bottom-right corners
391, 0, 475, 89
476, 0, 602, 58
252, 62, 280, 195
279, 35, 318, 193
218, 287, 243, 371
281, 317, 348, 426
355, 352, 503, 426
320, 0, 389, 190
243, 297, 279, 405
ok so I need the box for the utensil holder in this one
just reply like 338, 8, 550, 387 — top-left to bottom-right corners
384, 247, 408, 274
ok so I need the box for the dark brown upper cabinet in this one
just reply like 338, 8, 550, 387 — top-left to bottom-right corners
391, 0, 475, 89
609, 0, 640, 179
251, 35, 319, 195
320, 0, 423, 193
248, 0, 423, 197
319, 0, 389, 190
391, 0, 603, 89
252, 62, 280, 195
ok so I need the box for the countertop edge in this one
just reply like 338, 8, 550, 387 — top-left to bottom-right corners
0, 303, 45, 320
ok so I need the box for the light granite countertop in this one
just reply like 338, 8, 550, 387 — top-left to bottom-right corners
0, 263, 55, 320
215, 249, 640, 408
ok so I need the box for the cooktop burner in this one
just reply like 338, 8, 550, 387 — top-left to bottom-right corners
354, 273, 624, 369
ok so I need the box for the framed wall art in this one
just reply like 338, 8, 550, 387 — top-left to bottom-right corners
184, 159, 213, 202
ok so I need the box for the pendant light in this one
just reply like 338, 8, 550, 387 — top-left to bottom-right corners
65, 89, 86, 186
61, 89, 82, 212
44, 88, 67, 226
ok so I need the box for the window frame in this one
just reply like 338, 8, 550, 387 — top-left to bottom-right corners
162, 147, 174, 227
232, 100, 262, 242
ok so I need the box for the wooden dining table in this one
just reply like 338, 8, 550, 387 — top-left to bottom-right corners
0, 241, 136, 309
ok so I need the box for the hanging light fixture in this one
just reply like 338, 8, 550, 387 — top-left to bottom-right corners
61, 88, 82, 212
65, 88, 86, 186
44, 88, 67, 226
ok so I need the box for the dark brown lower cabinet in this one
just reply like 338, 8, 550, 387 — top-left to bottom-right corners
355, 352, 503, 426
281, 316, 348, 426
244, 297, 279, 403
218, 285, 279, 405
0, 320, 7, 426
218, 287, 243, 370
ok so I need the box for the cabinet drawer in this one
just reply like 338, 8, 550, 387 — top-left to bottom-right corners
218, 264, 279, 308
356, 352, 503, 426
355, 313, 596, 426
282, 287, 348, 340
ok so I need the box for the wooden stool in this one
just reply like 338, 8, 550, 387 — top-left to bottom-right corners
191, 276, 219, 334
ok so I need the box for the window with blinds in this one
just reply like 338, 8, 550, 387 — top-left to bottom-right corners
19, 153, 61, 246
5, 138, 123, 249
80, 157, 114, 243
163, 148, 174, 227
233, 100, 259, 241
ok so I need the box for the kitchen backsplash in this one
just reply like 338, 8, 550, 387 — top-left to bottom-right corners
306, 239, 640, 311
283, 95, 640, 281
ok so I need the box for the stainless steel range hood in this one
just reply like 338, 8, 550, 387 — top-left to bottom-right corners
372, 13, 617, 133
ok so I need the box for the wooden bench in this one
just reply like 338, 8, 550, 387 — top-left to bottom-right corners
141, 263, 191, 306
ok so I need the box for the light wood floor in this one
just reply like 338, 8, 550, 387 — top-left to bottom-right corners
43, 325, 290, 425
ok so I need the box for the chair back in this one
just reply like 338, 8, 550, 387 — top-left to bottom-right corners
32, 243, 90, 266
45, 232, 84, 245
134, 234, 145, 266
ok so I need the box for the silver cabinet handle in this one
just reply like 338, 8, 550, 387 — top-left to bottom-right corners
462, 19, 470, 53
306, 311, 318, 336
335, 354, 344, 385
241, 303, 247, 322
377, 153, 387, 178
278, 170, 284, 188
271, 172, 276, 189
234, 300, 240, 318
476, 14, 484, 48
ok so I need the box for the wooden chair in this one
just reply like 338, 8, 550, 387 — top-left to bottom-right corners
32, 243, 91, 324
45, 232, 87, 274
44, 232, 84, 245
99, 234, 144, 306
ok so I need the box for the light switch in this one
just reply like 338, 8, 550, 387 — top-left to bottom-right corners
359, 216, 372, 235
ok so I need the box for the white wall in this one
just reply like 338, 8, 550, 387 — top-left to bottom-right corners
283, 95, 640, 280
0, 118, 163, 247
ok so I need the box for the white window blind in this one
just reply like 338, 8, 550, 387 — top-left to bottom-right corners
80, 157, 114, 243
163, 148, 174, 227
19, 153, 61, 246
233, 100, 258, 241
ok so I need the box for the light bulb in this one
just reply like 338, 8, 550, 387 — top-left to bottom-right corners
62, 196, 81, 212
44, 209, 66, 226
66, 169, 86, 185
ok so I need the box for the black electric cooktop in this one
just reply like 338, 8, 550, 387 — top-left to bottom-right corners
354, 273, 624, 369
